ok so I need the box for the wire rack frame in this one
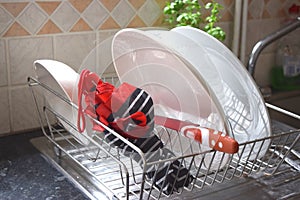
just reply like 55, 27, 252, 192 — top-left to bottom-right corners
28, 76, 300, 200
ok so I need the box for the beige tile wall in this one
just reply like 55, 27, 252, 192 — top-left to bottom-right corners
0, 0, 168, 136
0, 0, 298, 136
0, 87, 10, 134
0, 40, 7, 86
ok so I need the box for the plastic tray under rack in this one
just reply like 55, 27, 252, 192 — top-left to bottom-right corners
28, 76, 300, 200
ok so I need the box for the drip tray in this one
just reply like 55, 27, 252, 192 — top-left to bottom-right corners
30, 136, 115, 200
29, 136, 299, 200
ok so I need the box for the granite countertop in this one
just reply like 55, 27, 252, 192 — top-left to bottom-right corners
0, 130, 88, 200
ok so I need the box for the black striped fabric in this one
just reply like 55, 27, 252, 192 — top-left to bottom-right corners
107, 88, 154, 138
105, 131, 193, 194
93, 83, 193, 194
145, 149, 194, 195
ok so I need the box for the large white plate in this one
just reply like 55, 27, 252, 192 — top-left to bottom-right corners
169, 27, 271, 159
34, 59, 90, 145
111, 28, 230, 169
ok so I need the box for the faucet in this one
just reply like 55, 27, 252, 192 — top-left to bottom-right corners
247, 17, 300, 77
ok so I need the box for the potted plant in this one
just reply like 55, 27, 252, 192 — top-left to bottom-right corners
163, 0, 226, 41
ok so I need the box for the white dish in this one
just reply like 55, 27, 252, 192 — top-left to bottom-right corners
169, 27, 271, 159
34, 59, 90, 145
111, 28, 230, 169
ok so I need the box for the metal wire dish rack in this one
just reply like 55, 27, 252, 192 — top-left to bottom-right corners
28, 75, 300, 200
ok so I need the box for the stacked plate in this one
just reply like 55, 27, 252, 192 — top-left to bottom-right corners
112, 28, 271, 161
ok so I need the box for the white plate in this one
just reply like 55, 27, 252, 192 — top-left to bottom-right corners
34, 59, 90, 145
170, 27, 271, 159
112, 28, 230, 169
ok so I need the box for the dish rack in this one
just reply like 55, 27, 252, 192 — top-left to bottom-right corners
28, 75, 300, 200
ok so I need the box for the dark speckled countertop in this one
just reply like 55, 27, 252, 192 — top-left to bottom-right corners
0, 130, 88, 200
1, 123, 300, 200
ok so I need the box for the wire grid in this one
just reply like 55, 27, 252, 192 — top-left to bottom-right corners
28, 76, 300, 200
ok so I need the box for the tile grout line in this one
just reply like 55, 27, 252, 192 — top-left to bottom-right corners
0, 3, 14, 38
33, 2, 51, 37
13, 2, 32, 36
52, 32, 56, 61
5, 37, 13, 133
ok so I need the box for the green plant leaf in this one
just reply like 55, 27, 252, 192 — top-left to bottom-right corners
163, 0, 226, 41
205, 2, 212, 9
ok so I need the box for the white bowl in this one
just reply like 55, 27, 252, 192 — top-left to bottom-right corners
34, 59, 90, 145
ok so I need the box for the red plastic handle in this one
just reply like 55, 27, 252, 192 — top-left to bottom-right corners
181, 126, 239, 154
154, 116, 239, 154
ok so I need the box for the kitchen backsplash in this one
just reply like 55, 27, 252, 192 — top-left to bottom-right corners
0, 0, 298, 136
